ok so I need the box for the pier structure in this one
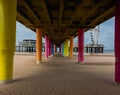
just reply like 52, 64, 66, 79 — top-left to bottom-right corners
0, 0, 119, 84
16, 39, 36, 52
85, 26, 104, 53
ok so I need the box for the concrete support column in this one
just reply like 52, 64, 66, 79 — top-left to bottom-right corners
70, 36, 73, 58
45, 36, 49, 58
115, 0, 120, 82
36, 28, 42, 64
78, 29, 84, 63
0, 0, 16, 83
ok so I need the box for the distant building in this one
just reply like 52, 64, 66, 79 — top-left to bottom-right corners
16, 39, 44, 52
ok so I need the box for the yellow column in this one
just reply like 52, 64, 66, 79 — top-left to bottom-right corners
66, 39, 69, 56
0, 0, 16, 83
36, 28, 42, 64
70, 36, 73, 58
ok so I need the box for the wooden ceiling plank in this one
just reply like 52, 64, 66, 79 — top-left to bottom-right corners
88, 6, 115, 26
80, 0, 105, 24
40, 0, 55, 36
68, 1, 84, 26
40, 0, 52, 25
17, 12, 33, 26
22, 0, 42, 25
59, 0, 64, 25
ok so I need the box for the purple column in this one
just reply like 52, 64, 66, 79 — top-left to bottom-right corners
49, 39, 51, 56
45, 36, 48, 58
52, 42, 54, 55
78, 29, 84, 63
115, 0, 120, 82
59, 45, 61, 53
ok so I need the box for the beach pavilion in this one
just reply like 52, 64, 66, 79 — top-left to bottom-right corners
0, 0, 120, 85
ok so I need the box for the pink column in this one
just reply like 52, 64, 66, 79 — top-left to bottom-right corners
45, 36, 48, 58
78, 29, 84, 63
115, 0, 120, 82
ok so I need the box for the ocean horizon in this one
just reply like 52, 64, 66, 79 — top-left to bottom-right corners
103, 49, 114, 53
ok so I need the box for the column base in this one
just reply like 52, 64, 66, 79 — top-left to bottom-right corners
77, 62, 84, 64
115, 82, 120, 86
0, 80, 12, 84
36, 60, 42, 64
49, 55, 53, 57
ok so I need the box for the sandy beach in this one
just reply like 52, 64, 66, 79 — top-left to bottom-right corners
0, 52, 120, 95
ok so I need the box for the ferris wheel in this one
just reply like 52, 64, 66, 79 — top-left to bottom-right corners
87, 26, 100, 45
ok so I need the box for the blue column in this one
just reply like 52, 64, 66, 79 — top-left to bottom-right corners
52, 42, 54, 55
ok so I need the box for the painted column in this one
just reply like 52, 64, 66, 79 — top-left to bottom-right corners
62, 43, 64, 55
36, 28, 42, 64
54, 44, 56, 53
0, 0, 16, 83
48, 39, 51, 56
52, 42, 54, 55
66, 40, 69, 56
50, 40, 52, 55
59, 45, 61, 53
47, 38, 49, 56
55, 45, 57, 52
45, 36, 48, 58
78, 29, 84, 63
115, 0, 120, 82
70, 36, 73, 58
64, 40, 69, 57
64, 41, 66, 56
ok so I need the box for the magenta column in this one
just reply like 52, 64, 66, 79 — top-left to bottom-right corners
115, 0, 120, 82
45, 36, 48, 58
54, 44, 56, 53
78, 29, 84, 63
48, 38, 50, 56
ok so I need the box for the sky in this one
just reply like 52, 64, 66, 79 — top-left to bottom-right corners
16, 17, 115, 50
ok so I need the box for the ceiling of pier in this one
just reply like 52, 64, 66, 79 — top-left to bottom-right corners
17, 0, 115, 44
